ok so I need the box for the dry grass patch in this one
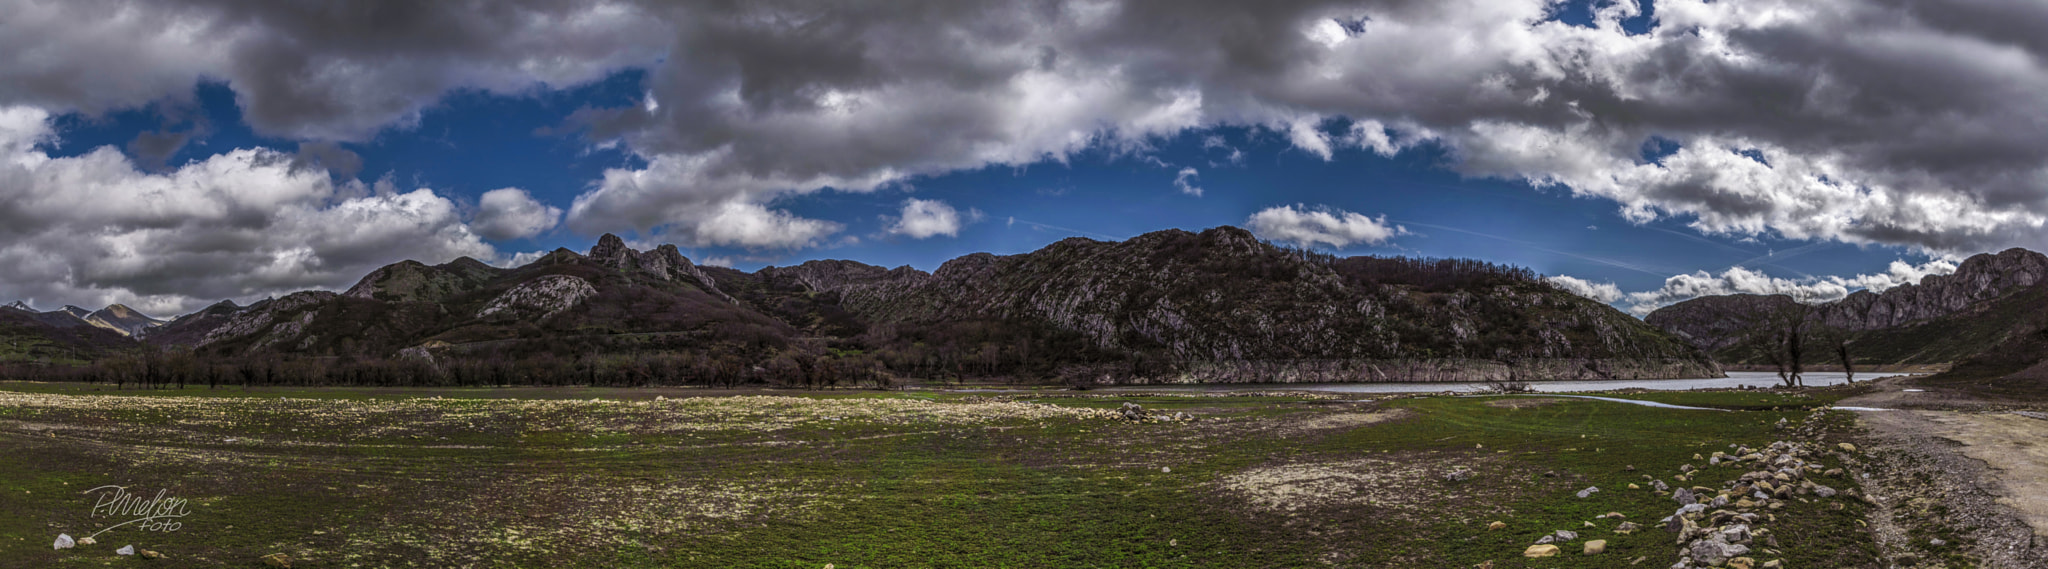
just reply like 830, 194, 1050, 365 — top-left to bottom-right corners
1214, 453, 1517, 521
1280, 408, 1413, 434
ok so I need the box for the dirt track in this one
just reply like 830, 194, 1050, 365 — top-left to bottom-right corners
1843, 376, 2048, 568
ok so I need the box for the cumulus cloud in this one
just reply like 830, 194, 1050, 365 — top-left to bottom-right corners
1245, 204, 1406, 249
885, 198, 975, 239
0, 106, 498, 315
472, 188, 564, 240
6, 0, 2048, 289
1545, 275, 1625, 303
1617, 259, 1960, 315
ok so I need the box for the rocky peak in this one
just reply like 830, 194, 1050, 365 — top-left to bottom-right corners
3, 300, 28, 312
1818, 248, 2048, 331
58, 305, 93, 319
590, 233, 633, 265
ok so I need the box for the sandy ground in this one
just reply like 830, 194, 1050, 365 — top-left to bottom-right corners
1913, 412, 2048, 536
1844, 376, 2048, 568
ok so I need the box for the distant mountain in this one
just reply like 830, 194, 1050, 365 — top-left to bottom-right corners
1646, 248, 2048, 367
0, 306, 135, 364
3, 301, 30, 312
157, 226, 1718, 383
84, 304, 165, 337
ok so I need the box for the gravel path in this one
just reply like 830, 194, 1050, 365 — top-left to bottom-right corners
1844, 377, 2048, 568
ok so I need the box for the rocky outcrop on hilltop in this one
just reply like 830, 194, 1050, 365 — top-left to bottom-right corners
476, 275, 596, 320
587, 234, 731, 301
201, 291, 338, 346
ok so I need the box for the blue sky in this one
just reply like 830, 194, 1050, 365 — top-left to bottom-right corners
1, 0, 2035, 316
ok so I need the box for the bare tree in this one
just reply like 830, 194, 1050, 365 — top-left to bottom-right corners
1745, 303, 1812, 388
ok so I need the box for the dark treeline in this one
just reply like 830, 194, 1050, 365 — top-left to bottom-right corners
0, 346, 897, 390
1332, 256, 1540, 291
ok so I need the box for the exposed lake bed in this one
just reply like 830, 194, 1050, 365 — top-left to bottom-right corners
11, 378, 2031, 567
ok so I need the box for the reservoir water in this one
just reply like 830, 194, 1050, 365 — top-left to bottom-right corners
1098, 371, 1905, 394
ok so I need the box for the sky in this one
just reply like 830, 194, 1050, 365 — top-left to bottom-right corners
3, 0, 2044, 318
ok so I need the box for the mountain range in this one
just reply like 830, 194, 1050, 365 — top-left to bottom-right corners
1645, 248, 2048, 372
3, 226, 1718, 384
1, 301, 165, 337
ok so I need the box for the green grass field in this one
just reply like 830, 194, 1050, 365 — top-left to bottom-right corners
0, 383, 1881, 567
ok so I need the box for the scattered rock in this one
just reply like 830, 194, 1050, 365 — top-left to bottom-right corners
140, 549, 162, 559
117, 545, 134, 555
1446, 468, 1476, 482
1686, 538, 1750, 566
1523, 544, 1560, 558
1553, 530, 1579, 542
1577, 486, 1600, 498
77, 537, 95, 546
1584, 539, 1607, 555
1837, 442, 1857, 453
1728, 557, 1756, 569
53, 534, 74, 550
261, 553, 293, 568
1929, 538, 1947, 547
1488, 521, 1507, 531
1616, 521, 1640, 534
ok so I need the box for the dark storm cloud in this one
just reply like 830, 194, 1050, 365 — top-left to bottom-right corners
290, 141, 364, 179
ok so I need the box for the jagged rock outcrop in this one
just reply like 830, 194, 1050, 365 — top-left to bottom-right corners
477, 275, 597, 320
201, 291, 338, 346
1820, 248, 2048, 330
3, 301, 29, 312
586, 234, 731, 301
1647, 248, 2048, 365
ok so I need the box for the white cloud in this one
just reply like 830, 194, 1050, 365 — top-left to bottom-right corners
1245, 204, 1407, 249
0, 106, 497, 315
6, 0, 2048, 262
1172, 167, 1203, 197
885, 198, 974, 239
1619, 259, 1960, 315
1545, 275, 1625, 303
682, 201, 843, 249
472, 188, 563, 241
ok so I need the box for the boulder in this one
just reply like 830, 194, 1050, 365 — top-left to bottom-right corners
52, 534, 74, 550
1584, 539, 1607, 555
1523, 544, 1560, 558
